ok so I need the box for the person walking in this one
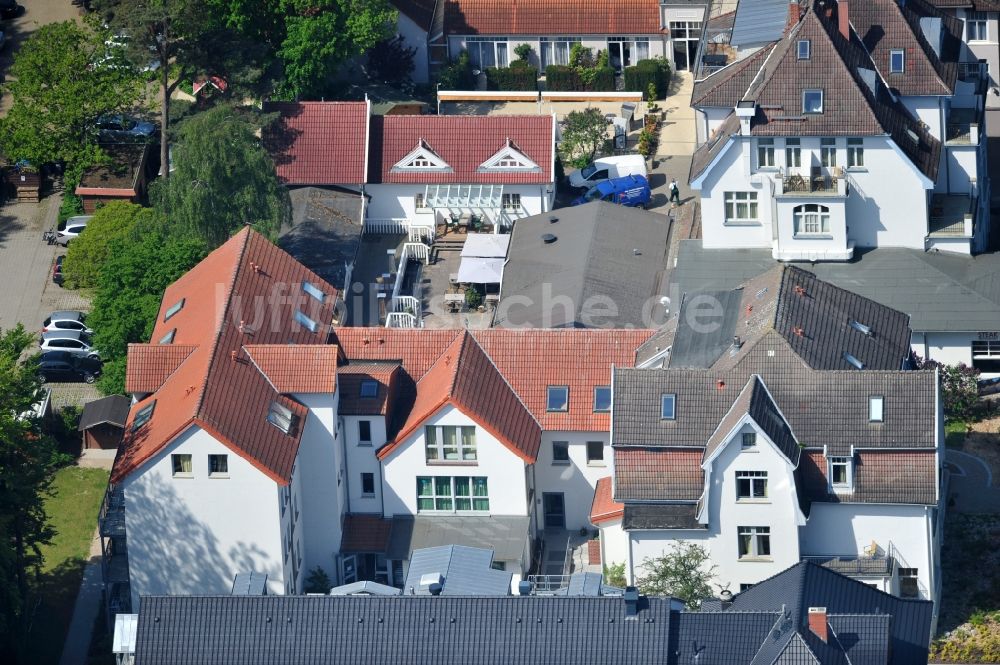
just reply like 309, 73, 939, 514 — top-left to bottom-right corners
669, 178, 681, 206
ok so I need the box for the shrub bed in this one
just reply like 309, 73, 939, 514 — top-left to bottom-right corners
485, 61, 538, 91
624, 58, 672, 99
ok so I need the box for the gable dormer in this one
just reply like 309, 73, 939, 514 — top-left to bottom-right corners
477, 138, 541, 173
391, 139, 452, 173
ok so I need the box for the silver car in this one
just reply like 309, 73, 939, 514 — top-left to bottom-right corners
42, 310, 93, 336
56, 215, 93, 246
39, 330, 100, 359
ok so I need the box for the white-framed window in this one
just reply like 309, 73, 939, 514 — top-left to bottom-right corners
358, 420, 372, 445
741, 432, 757, 449
593, 386, 612, 412
466, 36, 508, 69
132, 400, 156, 432
736, 471, 768, 500
502, 193, 521, 210
547, 386, 569, 412
586, 441, 605, 465
171, 453, 193, 477
847, 137, 864, 168
797, 40, 810, 59
785, 138, 801, 168
821, 138, 837, 167
829, 456, 853, 490
164, 298, 185, 322
416, 476, 489, 512
208, 454, 228, 477
425, 425, 477, 462
738, 526, 771, 558
540, 36, 581, 67
724, 191, 759, 223
661, 393, 676, 420
899, 567, 919, 598
607, 37, 650, 68
361, 472, 375, 496
267, 401, 297, 434
757, 139, 775, 168
552, 440, 570, 464
803, 89, 824, 114
793, 204, 831, 235
890, 49, 905, 73
972, 339, 1000, 372
869, 395, 884, 422
967, 12, 988, 41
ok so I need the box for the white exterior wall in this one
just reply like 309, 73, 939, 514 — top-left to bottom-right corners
396, 13, 430, 84
801, 503, 936, 601
534, 431, 610, 531
122, 426, 284, 608
698, 107, 733, 145
380, 404, 530, 517
446, 35, 669, 71
342, 414, 388, 513
913, 330, 1000, 378
282, 461, 306, 593
901, 97, 945, 141
599, 518, 630, 570
364, 183, 552, 223
699, 138, 772, 249
293, 392, 345, 582
945, 145, 980, 194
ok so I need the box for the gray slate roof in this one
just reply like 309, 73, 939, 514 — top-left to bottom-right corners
78, 394, 131, 431
279, 186, 363, 293
704, 376, 801, 465
496, 201, 670, 329
386, 515, 530, 562
672, 240, 1000, 333
622, 503, 704, 530
402, 545, 513, 596
731, 0, 789, 47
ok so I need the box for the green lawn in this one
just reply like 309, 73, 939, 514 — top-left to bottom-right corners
17, 466, 110, 665
946, 419, 968, 448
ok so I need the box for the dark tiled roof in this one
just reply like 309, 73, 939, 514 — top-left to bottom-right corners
691, 44, 775, 107
341, 514, 393, 553
442, 0, 665, 35
614, 448, 703, 501
829, 614, 893, 664
726, 561, 933, 665
689, 113, 740, 183
402, 545, 512, 595
671, 611, 783, 664
703, 376, 801, 465
78, 395, 131, 431
134, 594, 678, 665
390, 0, 436, 30
800, 450, 938, 505
929, 0, 1000, 9
263, 102, 369, 186
621, 503, 704, 530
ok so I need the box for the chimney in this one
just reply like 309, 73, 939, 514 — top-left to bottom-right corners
624, 586, 639, 619
719, 588, 733, 610
808, 607, 828, 642
787, 1, 801, 31
838, 0, 850, 40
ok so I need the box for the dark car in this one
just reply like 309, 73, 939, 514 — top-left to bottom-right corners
0, 1, 23, 20
53, 256, 65, 286
37, 351, 102, 384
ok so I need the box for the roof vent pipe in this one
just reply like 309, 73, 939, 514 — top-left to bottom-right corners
428, 582, 443, 596
549, 215, 559, 223
719, 588, 733, 610
518, 580, 533, 596
542, 233, 557, 244
838, 0, 850, 41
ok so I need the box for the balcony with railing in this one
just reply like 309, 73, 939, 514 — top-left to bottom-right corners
777, 167, 847, 197
804, 541, 896, 579
928, 193, 977, 241
946, 107, 982, 145
958, 60, 989, 95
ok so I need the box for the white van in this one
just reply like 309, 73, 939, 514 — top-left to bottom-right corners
568, 155, 647, 189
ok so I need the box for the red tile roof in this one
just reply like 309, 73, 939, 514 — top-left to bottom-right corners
125, 344, 198, 394
263, 101, 369, 186
376, 332, 542, 462
113, 228, 340, 485
590, 476, 624, 525
333, 328, 655, 431
341, 514, 393, 553
613, 448, 704, 502
368, 115, 553, 184
338, 362, 401, 416
243, 344, 339, 394
443, 0, 665, 35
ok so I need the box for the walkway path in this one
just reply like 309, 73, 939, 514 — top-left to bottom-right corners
945, 449, 1000, 514
656, 71, 697, 159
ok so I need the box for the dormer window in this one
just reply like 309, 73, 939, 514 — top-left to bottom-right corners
359, 380, 379, 398
802, 89, 824, 114
890, 49, 905, 73
869, 395, 884, 422
164, 298, 185, 322
797, 40, 810, 59
547, 386, 569, 412
829, 456, 853, 491
661, 394, 676, 420
391, 140, 452, 173
478, 139, 541, 173
267, 401, 297, 434
132, 400, 156, 432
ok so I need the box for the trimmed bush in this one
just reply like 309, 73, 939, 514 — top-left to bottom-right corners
584, 66, 615, 91
624, 58, 672, 99
545, 65, 581, 91
436, 50, 476, 90
485, 61, 538, 91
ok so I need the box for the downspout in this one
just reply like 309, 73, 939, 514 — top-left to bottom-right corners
338, 416, 352, 512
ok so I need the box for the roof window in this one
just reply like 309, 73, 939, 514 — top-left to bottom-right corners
844, 352, 865, 370
849, 319, 873, 336
359, 380, 379, 398
164, 298, 185, 322
302, 281, 326, 304
803, 89, 824, 114
159, 328, 176, 344
294, 310, 318, 333
869, 395, 884, 422
547, 386, 569, 412
890, 49, 905, 73
131, 400, 156, 432
661, 394, 676, 420
593, 386, 612, 413
267, 401, 297, 434
797, 40, 810, 59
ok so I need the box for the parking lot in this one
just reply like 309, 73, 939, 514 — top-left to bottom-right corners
0, 194, 100, 408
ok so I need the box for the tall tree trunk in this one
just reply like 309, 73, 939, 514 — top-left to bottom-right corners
160, 19, 170, 184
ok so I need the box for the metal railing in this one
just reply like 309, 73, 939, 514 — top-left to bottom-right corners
527, 574, 572, 594
782, 167, 843, 194
958, 60, 988, 83
364, 218, 409, 235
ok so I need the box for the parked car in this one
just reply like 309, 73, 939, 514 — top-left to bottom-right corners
37, 351, 102, 384
0, 0, 23, 20
567, 155, 647, 189
571, 174, 652, 208
52, 256, 65, 286
56, 215, 92, 246
96, 114, 156, 141
39, 330, 100, 359
43, 311, 93, 336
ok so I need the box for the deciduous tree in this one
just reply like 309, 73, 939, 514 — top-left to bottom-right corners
559, 108, 608, 169
63, 202, 157, 289
637, 542, 716, 609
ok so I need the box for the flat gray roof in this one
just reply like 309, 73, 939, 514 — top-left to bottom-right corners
386, 515, 530, 563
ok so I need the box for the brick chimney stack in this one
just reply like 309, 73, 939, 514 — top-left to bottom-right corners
787, 1, 801, 31
838, 0, 850, 40
808, 607, 829, 643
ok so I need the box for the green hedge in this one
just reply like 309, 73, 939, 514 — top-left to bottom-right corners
545, 65, 616, 92
624, 58, 671, 99
485, 62, 538, 91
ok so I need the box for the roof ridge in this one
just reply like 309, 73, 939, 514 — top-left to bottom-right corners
463, 333, 541, 428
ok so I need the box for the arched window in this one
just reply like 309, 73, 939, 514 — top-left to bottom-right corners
793, 204, 830, 235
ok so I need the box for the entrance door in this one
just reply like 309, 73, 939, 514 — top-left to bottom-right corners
673, 41, 688, 71
543, 492, 566, 528
608, 40, 631, 71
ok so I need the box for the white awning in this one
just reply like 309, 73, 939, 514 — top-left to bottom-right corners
461, 234, 510, 258
457, 257, 504, 284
